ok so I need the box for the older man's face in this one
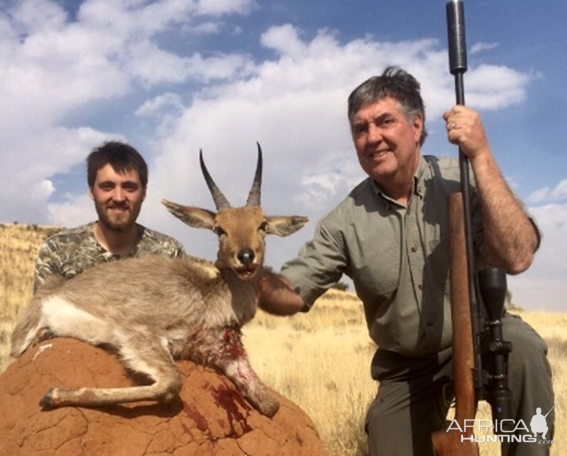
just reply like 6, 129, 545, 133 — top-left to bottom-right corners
350, 96, 423, 192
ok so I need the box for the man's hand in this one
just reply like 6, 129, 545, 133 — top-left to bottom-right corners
257, 270, 307, 316
443, 105, 491, 162
215, 258, 228, 270
443, 105, 538, 274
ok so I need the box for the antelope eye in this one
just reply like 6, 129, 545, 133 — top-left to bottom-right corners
215, 226, 227, 236
259, 221, 269, 232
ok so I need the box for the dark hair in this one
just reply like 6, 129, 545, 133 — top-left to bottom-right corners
86, 141, 148, 188
347, 66, 428, 146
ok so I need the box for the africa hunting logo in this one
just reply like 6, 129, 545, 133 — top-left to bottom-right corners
447, 406, 555, 444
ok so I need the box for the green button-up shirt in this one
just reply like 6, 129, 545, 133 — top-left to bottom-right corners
282, 155, 493, 356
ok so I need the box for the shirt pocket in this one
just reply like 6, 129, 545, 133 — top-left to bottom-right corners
352, 240, 401, 302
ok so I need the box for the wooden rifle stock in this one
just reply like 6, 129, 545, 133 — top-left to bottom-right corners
431, 193, 479, 455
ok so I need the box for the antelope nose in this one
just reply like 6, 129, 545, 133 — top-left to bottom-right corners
238, 248, 255, 266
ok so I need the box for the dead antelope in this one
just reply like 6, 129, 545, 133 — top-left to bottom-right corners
10, 143, 308, 418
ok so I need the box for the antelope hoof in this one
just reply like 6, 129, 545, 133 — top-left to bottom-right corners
37, 328, 55, 342
259, 395, 280, 418
39, 389, 56, 410
32, 328, 55, 347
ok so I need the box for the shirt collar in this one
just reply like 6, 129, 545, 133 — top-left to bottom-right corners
370, 156, 427, 203
87, 222, 144, 258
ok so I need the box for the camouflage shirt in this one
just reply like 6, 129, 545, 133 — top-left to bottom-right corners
34, 222, 185, 291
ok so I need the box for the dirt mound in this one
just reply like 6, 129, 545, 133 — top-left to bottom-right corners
0, 338, 327, 456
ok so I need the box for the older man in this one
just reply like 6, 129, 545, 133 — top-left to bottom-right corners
256, 67, 554, 456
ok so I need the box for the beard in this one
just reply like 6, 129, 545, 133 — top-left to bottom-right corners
95, 200, 142, 232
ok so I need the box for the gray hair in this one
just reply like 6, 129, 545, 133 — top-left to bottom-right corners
347, 66, 428, 146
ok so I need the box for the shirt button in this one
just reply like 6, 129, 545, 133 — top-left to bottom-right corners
427, 321, 434, 327
418, 283, 423, 290
411, 245, 418, 253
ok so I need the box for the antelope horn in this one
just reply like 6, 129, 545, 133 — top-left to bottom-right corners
200, 149, 231, 209
245, 142, 263, 207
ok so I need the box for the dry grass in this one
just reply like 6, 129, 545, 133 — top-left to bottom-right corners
0, 223, 62, 369
0, 223, 62, 318
244, 293, 375, 455
244, 299, 566, 456
0, 223, 565, 455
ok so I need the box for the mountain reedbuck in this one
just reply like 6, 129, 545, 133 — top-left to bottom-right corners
10, 144, 308, 418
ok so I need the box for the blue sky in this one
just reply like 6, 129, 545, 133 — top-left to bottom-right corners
1, 0, 566, 311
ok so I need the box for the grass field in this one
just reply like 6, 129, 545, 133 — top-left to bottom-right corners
244, 299, 566, 455
1, 222, 564, 455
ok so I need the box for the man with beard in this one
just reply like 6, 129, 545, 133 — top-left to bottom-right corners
33, 141, 185, 291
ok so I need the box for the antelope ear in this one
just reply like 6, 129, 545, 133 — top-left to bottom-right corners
162, 199, 216, 231
265, 216, 309, 237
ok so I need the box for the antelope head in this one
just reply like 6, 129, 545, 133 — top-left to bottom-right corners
162, 143, 309, 281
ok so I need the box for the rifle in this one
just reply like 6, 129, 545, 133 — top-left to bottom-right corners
431, 192, 480, 455
432, 1, 512, 454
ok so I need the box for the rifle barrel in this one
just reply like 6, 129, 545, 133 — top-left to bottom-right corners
446, 0, 484, 395
447, 0, 468, 76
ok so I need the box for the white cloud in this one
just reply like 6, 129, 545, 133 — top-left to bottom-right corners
31, 179, 55, 200
260, 23, 307, 57
195, 0, 256, 17
465, 64, 531, 109
135, 93, 184, 118
0, 0, 266, 224
527, 187, 551, 204
1, 16, 534, 222
527, 179, 567, 204
298, 154, 366, 215
508, 203, 567, 312
136, 25, 534, 268
2, 5, 554, 309
0, 125, 110, 224
470, 42, 500, 54
77, 0, 195, 35
11, 0, 68, 32
47, 193, 93, 227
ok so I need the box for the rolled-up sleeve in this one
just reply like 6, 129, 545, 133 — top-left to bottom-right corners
281, 218, 347, 310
